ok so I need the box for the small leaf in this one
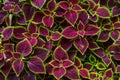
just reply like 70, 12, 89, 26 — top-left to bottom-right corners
55, 7, 66, 16
52, 67, 66, 80
28, 38, 37, 47
16, 39, 32, 57
12, 59, 24, 77
27, 56, 45, 74
97, 31, 109, 42
65, 11, 78, 25
51, 31, 61, 41
85, 24, 100, 36
17, 14, 26, 25
42, 16, 54, 27
7, 73, 20, 80
47, 0, 56, 11
74, 37, 89, 55
114, 22, 120, 29
28, 23, 37, 34
95, 62, 106, 70
23, 72, 36, 80
69, 0, 79, 4
63, 59, 73, 68
0, 11, 7, 24
78, 11, 88, 24
96, 7, 110, 18
105, 68, 113, 78
65, 66, 79, 79
80, 68, 89, 78
89, 55, 96, 63
2, 28, 13, 41
50, 60, 60, 67
116, 65, 120, 73
110, 30, 120, 40
102, 55, 111, 66
84, 62, 93, 70
72, 5, 82, 11
59, 1, 69, 10
93, 48, 105, 58
4, 43, 14, 52
74, 57, 82, 68
112, 6, 120, 16
39, 27, 49, 36
30, 0, 46, 9
54, 46, 68, 61
62, 26, 78, 39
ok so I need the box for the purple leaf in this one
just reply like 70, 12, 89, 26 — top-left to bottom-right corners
90, 72, 97, 79
110, 30, 119, 40
55, 7, 66, 16
69, 0, 79, 4
17, 14, 26, 25
78, 11, 88, 24
0, 11, 7, 24
102, 55, 111, 66
80, 68, 89, 78
60, 38, 73, 50
23, 72, 36, 80
1, 62, 11, 76
63, 59, 73, 68
42, 16, 54, 27
62, 26, 78, 39
72, 5, 82, 11
84, 62, 93, 70
13, 5, 20, 14
113, 53, 120, 61
12, 59, 24, 76
108, 45, 120, 54
96, 62, 106, 70
97, 31, 109, 42
74, 38, 89, 55
96, 7, 110, 18
74, 57, 82, 68
85, 24, 100, 36
54, 46, 68, 61
47, 0, 56, 11
0, 73, 4, 80
12, 52, 21, 59
4, 43, 14, 52
0, 53, 3, 60
22, 3, 35, 21
46, 64, 53, 75
16, 39, 32, 57
93, 48, 105, 58
50, 60, 60, 67
27, 56, 45, 73
28, 38, 37, 47
31, 0, 46, 9
52, 67, 66, 80
32, 11, 44, 24
59, 1, 69, 10
116, 65, 120, 73
2, 28, 13, 41
13, 27, 26, 39
65, 11, 78, 25
39, 27, 49, 36
51, 31, 61, 41
114, 22, 120, 29
65, 66, 79, 79
33, 47, 49, 61
28, 23, 37, 34
7, 73, 20, 80
105, 68, 113, 78
112, 6, 120, 16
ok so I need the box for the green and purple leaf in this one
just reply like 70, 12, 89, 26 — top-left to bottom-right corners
28, 23, 37, 34
63, 59, 73, 68
42, 16, 54, 27
0, 11, 7, 24
80, 68, 89, 78
27, 56, 45, 73
16, 39, 32, 56
47, 0, 56, 11
110, 30, 120, 40
23, 72, 36, 80
59, 1, 69, 10
104, 68, 113, 78
93, 48, 105, 58
39, 27, 49, 36
51, 31, 61, 41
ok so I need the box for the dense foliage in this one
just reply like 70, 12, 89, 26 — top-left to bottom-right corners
0, 0, 120, 80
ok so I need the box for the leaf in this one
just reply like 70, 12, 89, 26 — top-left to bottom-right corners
112, 6, 120, 16
47, 0, 56, 11
59, 1, 69, 10
110, 30, 120, 40
65, 11, 78, 25
84, 62, 93, 70
42, 16, 54, 27
96, 7, 110, 18
69, 0, 79, 4
62, 59, 73, 68
97, 31, 109, 42
72, 5, 82, 11
51, 31, 61, 41
16, 39, 32, 57
28, 23, 37, 34
116, 65, 120, 73
17, 14, 26, 25
54, 46, 68, 61
74, 57, 82, 68
114, 22, 120, 29
27, 56, 45, 74
95, 62, 106, 70
28, 38, 37, 47
13, 27, 26, 39
52, 67, 66, 80
74, 37, 89, 55
12, 59, 24, 77
80, 68, 89, 78
102, 55, 111, 66
2, 27, 13, 41
7, 73, 20, 80
30, 0, 46, 9
62, 26, 78, 39
4, 43, 14, 52
55, 7, 66, 16
33, 47, 49, 61
0, 11, 7, 24
65, 66, 79, 79
39, 27, 49, 36
85, 24, 100, 36
23, 72, 36, 80
22, 3, 35, 21
105, 68, 113, 78
93, 48, 105, 58
78, 11, 88, 24
50, 60, 60, 67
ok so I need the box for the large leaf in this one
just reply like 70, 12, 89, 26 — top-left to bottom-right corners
74, 37, 89, 55
52, 67, 66, 80
16, 39, 32, 56
65, 11, 78, 25
27, 56, 45, 73
12, 59, 24, 77
62, 26, 78, 39
65, 66, 79, 79
54, 46, 68, 61
30, 0, 46, 9
2, 27, 13, 41
96, 7, 110, 18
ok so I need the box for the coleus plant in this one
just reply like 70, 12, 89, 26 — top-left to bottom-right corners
0, 0, 120, 80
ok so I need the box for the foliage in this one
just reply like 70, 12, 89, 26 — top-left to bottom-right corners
0, 0, 120, 80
